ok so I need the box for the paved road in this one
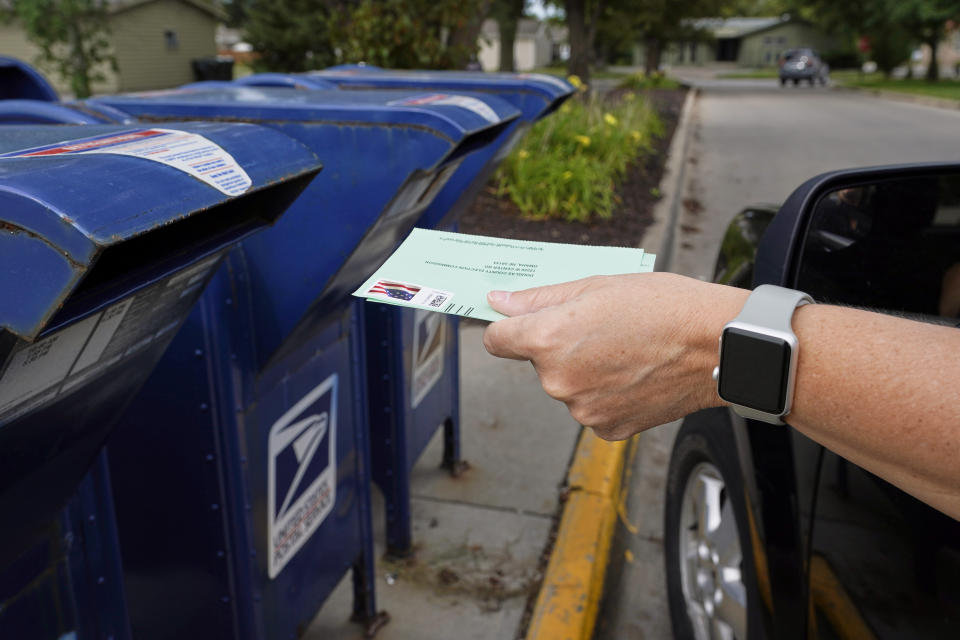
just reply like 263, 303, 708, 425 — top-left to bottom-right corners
674, 72, 960, 281
596, 71, 960, 639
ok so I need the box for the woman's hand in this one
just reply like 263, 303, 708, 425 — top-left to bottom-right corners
482, 272, 747, 440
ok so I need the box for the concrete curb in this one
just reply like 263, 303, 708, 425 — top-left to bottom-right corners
639, 87, 699, 272
524, 431, 628, 640
832, 84, 960, 112
523, 87, 699, 640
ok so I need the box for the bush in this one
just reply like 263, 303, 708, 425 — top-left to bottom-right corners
495, 90, 663, 222
617, 71, 680, 91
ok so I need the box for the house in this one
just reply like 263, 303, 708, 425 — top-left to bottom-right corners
478, 18, 566, 72
0, 0, 223, 97
636, 16, 835, 68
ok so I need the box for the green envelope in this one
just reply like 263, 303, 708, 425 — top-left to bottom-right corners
354, 229, 656, 322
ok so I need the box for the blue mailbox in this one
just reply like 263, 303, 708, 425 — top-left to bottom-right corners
0, 56, 58, 101
206, 69, 574, 555
0, 122, 322, 640
83, 87, 519, 639
314, 68, 574, 555
0, 98, 136, 125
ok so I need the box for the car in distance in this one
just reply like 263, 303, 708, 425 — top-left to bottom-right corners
779, 48, 829, 86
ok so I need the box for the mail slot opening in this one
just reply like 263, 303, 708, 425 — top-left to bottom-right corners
61, 169, 317, 318
0, 65, 57, 101
443, 120, 510, 166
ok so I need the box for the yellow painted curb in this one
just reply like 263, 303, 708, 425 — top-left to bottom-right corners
525, 429, 632, 640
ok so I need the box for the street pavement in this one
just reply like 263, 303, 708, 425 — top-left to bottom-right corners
596, 65, 960, 639
309, 66, 960, 639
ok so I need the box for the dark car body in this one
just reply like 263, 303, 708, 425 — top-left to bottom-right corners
779, 48, 829, 86
666, 165, 960, 639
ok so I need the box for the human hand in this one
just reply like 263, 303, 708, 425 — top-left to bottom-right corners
482, 273, 748, 440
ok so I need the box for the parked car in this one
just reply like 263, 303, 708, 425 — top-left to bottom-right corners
779, 48, 829, 86
664, 165, 960, 639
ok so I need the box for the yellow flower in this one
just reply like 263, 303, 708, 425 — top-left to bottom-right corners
567, 74, 582, 88
630, 130, 643, 141
604, 113, 618, 126
560, 103, 571, 114
574, 135, 591, 147
518, 149, 530, 159
562, 170, 573, 180
624, 92, 635, 101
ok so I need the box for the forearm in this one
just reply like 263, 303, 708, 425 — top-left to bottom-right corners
696, 291, 960, 519
785, 303, 960, 518
483, 273, 960, 519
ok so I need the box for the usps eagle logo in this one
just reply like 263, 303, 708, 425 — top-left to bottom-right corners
369, 280, 420, 302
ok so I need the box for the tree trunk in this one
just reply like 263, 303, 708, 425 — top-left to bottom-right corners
447, 0, 492, 69
565, 0, 590, 84
644, 37, 660, 75
69, 19, 92, 98
926, 29, 941, 82
497, 0, 524, 71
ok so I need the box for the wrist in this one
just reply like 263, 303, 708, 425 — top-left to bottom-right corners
686, 282, 750, 412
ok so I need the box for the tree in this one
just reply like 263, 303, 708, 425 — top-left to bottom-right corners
598, 0, 719, 75
893, 0, 960, 81
490, 0, 526, 71
244, 0, 342, 72
339, 0, 487, 69
8, 0, 115, 98
244, 0, 486, 72
564, 0, 605, 84
791, 0, 913, 77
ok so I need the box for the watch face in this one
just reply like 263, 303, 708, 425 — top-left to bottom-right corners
718, 327, 792, 414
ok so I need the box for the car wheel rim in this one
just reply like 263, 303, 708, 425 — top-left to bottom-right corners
678, 462, 747, 640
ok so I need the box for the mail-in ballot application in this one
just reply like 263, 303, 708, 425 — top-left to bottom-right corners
354, 229, 656, 322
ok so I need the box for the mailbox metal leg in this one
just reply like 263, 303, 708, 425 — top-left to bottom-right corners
440, 316, 467, 477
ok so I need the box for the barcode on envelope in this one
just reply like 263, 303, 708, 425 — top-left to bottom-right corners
426, 293, 448, 308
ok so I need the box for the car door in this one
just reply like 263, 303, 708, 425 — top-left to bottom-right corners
786, 172, 960, 638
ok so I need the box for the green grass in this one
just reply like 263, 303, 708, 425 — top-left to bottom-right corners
495, 92, 663, 222
833, 70, 960, 101
717, 68, 780, 79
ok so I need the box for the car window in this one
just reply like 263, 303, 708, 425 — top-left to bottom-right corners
796, 175, 960, 316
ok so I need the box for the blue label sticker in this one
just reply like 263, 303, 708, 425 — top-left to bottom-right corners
267, 374, 337, 579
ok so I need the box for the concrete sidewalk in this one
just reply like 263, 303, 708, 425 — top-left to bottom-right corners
306, 327, 581, 639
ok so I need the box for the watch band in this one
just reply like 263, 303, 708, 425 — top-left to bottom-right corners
728, 284, 813, 425
734, 284, 813, 331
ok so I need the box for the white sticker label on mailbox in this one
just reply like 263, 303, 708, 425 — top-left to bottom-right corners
411, 309, 445, 409
0, 255, 222, 423
267, 374, 338, 579
389, 93, 499, 124
0, 129, 253, 196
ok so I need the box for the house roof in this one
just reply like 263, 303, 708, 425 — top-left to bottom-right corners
688, 16, 789, 39
108, 0, 225, 20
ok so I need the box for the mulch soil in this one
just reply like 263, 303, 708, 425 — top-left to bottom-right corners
460, 87, 688, 248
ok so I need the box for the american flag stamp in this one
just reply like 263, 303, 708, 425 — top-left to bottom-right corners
367, 280, 453, 309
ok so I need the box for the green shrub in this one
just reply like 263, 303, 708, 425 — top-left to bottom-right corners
617, 71, 680, 91
494, 91, 663, 222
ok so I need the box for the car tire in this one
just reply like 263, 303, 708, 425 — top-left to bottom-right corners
792, 78, 799, 86
779, 77, 786, 86
808, 77, 815, 86
664, 412, 765, 640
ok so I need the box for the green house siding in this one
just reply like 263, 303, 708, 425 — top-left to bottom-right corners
738, 23, 834, 67
111, 0, 217, 91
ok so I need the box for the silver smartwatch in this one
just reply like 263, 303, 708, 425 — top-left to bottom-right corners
712, 284, 814, 425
